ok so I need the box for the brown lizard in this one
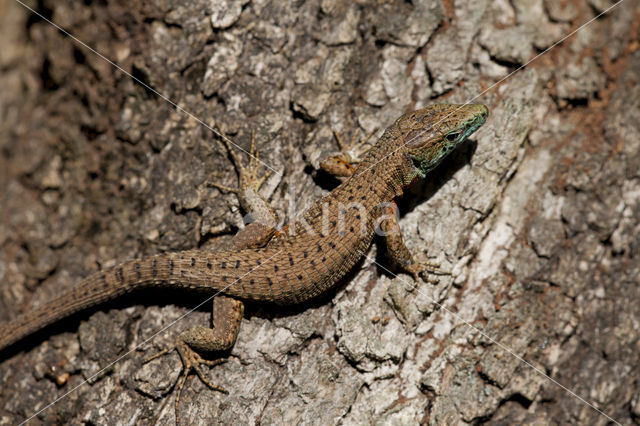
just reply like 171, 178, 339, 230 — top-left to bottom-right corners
0, 103, 488, 423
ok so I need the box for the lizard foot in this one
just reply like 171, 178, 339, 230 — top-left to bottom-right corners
207, 123, 279, 230
334, 127, 377, 157
403, 259, 450, 290
145, 342, 227, 425
209, 126, 271, 194
319, 127, 377, 178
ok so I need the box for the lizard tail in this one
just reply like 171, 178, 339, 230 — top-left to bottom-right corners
0, 252, 197, 351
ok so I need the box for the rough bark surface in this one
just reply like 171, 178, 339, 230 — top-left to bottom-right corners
1, 0, 639, 424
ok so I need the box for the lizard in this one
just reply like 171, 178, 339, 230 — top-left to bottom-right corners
0, 103, 488, 423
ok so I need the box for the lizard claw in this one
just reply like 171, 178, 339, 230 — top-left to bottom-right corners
207, 123, 279, 229
403, 258, 450, 290
208, 126, 271, 194
333, 127, 377, 157
319, 127, 377, 178
145, 341, 227, 426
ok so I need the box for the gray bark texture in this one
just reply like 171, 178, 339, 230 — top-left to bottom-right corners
1, 0, 639, 424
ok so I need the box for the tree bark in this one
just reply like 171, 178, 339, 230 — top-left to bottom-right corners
0, 0, 638, 424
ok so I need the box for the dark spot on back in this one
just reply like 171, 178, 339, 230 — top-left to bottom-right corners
221, 262, 227, 269
152, 259, 158, 277
250, 279, 255, 284
235, 260, 241, 269
191, 258, 196, 266
134, 263, 141, 280
289, 256, 294, 266
274, 265, 279, 272
169, 259, 174, 275
116, 267, 124, 283
207, 261, 212, 269
303, 251, 308, 258
317, 245, 322, 252
297, 275, 303, 280
266, 277, 273, 286
329, 242, 336, 249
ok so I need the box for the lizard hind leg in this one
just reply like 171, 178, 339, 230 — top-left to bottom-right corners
209, 125, 278, 229
144, 295, 244, 425
144, 126, 278, 424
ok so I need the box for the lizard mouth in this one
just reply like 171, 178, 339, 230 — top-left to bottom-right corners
445, 104, 488, 145
463, 104, 488, 136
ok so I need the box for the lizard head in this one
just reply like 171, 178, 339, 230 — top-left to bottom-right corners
397, 103, 488, 180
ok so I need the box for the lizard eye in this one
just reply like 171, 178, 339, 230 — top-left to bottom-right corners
445, 131, 460, 142
412, 157, 422, 169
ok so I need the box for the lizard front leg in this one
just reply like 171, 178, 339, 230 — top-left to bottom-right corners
146, 127, 279, 424
377, 202, 449, 286
318, 128, 376, 179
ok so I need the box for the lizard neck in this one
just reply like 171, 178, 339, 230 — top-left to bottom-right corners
350, 126, 414, 199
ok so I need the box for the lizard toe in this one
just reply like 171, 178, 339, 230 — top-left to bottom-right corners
173, 341, 228, 425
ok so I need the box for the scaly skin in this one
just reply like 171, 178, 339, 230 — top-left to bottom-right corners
0, 103, 487, 352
